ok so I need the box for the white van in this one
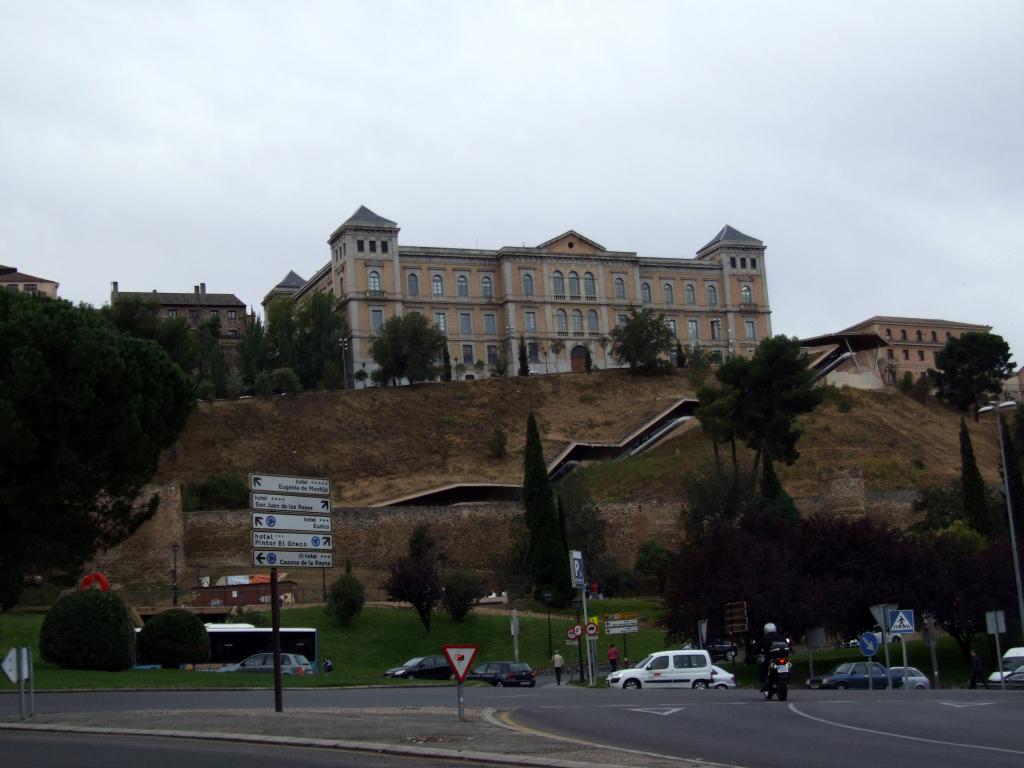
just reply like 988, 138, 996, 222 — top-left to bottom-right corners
988, 647, 1024, 684
607, 649, 715, 689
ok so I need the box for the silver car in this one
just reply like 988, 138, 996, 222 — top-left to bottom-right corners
890, 666, 930, 689
217, 652, 314, 675
710, 664, 736, 689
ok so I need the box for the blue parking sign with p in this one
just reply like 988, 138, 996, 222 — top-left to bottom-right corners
570, 550, 585, 588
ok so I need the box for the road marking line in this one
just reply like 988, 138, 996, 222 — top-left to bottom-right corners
486, 708, 738, 766
627, 707, 686, 716
939, 702, 994, 708
787, 703, 1024, 755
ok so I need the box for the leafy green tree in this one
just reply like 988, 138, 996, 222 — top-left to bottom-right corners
522, 413, 572, 603
354, 368, 369, 388
441, 570, 485, 621
610, 306, 674, 371
518, 335, 530, 376
454, 361, 466, 380
933, 332, 1014, 418
442, 344, 452, 382
265, 297, 297, 371
40, 590, 136, 670
270, 367, 302, 394
549, 338, 565, 371
294, 292, 348, 390
675, 340, 686, 369
239, 314, 269, 385
370, 313, 446, 386
137, 608, 211, 667
326, 562, 365, 625
474, 359, 486, 378
910, 481, 963, 533
960, 418, 998, 537
556, 476, 607, 580
0, 293, 194, 610
685, 344, 712, 388
634, 540, 670, 593
385, 525, 441, 631
101, 295, 197, 374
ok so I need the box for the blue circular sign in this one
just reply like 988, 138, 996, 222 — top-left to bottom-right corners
858, 632, 879, 657
267, 553, 277, 565
267, 516, 276, 527
311, 536, 320, 547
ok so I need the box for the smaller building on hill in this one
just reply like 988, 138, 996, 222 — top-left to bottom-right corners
111, 281, 248, 337
1005, 365, 1024, 402
1, 264, 59, 297
800, 332, 890, 389
838, 315, 990, 382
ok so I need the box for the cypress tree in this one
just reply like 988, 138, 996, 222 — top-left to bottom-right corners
960, 418, 995, 537
442, 345, 452, 382
518, 336, 530, 376
521, 413, 572, 602
1000, 417, 1024, 536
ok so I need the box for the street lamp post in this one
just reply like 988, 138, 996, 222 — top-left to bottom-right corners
337, 337, 350, 389
979, 400, 1024, 644
542, 590, 553, 659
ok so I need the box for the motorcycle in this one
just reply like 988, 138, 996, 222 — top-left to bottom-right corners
761, 642, 792, 701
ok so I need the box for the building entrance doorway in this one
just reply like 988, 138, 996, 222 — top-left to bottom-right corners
570, 345, 589, 373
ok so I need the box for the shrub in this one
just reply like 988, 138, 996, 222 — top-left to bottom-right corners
441, 570, 485, 621
40, 590, 135, 670
326, 572, 365, 625
182, 473, 249, 512
271, 367, 302, 394
486, 428, 507, 460
137, 609, 211, 667
254, 370, 273, 396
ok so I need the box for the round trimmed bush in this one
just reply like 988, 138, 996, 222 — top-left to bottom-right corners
326, 573, 365, 625
137, 609, 211, 667
40, 590, 135, 671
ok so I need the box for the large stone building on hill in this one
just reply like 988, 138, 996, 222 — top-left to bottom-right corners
110, 281, 248, 338
1, 264, 59, 297
275, 206, 774, 382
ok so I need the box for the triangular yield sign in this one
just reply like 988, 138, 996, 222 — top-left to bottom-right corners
627, 707, 685, 716
442, 644, 479, 683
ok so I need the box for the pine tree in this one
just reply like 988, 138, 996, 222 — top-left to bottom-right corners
521, 413, 572, 602
960, 418, 995, 537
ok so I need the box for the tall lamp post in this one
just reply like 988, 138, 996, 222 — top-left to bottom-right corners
979, 400, 1024, 644
542, 590, 553, 659
337, 337, 350, 389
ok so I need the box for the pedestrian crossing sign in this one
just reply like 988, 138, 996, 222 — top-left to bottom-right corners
888, 609, 915, 635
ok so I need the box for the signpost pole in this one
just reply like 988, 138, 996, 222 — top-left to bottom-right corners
28, 647, 34, 718
18, 647, 26, 720
880, 603, 894, 691
270, 567, 283, 713
511, 610, 520, 662
901, 637, 909, 693
995, 626, 1004, 692
457, 682, 465, 721
927, 622, 941, 689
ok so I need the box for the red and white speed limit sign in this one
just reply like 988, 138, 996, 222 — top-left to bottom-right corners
586, 622, 599, 637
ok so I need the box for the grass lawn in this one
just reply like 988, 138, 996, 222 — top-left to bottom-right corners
0, 600, 674, 690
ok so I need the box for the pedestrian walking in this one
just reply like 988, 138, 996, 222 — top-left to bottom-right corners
322, 657, 334, 674
551, 651, 565, 685
968, 650, 989, 689
608, 643, 620, 672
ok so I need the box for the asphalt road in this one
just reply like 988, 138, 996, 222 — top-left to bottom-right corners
3, 684, 1023, 768
0, 730, 482, 768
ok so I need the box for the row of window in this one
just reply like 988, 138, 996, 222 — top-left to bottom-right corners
728, 256, 758, 270
887, 348, 939, 363
884, 327, 954, 343
356, 239, 388, 254
375, 269, 753, 308
165, 308, 238, 321
4, 283, 37, 292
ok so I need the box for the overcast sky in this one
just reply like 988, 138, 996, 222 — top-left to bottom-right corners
2, 1, 1022, 362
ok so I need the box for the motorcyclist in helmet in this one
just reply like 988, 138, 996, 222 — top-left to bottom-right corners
756, 622, 789, 691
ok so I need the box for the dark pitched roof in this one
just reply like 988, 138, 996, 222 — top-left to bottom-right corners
116, 291, 245, 307
275, 270, 306, 289
699, 225, 762, 251
342, 205, 397, 228
0, 270, 56, 283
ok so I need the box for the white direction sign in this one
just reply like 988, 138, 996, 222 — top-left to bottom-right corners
252, 512, 332, 533
2, 648, 19, 684
252, 531, 332, 550
605, 619, 639, 635
250, 474, 331, 495
252, 550, 333, 568
251, 492, 331, 514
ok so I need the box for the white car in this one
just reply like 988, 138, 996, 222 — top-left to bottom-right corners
607, 649, 714, 690
710, 664, 736, 689
890, 666, 930, 689
987, 648, 1024, 684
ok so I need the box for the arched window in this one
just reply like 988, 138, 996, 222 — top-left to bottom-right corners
583, 272, 596, 297
641, 283, 652, 304
900, 329, 908, 340
457, 275, 469, 297
706, 284, 718, 306
523, 273, 534, 296
568, 272, 580, 296
684, 284, 696, 304
614, 277, 626, 299
432, 275, 444, 297
407, 273, 419, 297
587, 310, 599, 333
556, 309, 568, 332
571, 310, 583, 333
481, 276, 493, 298
368, 271, 381, 291
741, 285, 752, 305
662, 283, 674, 305
552, 271, 565, 295
915, 330, 923, 341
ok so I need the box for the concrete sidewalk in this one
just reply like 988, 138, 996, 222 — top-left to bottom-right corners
0, 706, 709, 767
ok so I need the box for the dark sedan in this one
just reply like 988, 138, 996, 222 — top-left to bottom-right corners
806, 661, 903, 689
467, 661, 536, 687
383, 655, 453, 680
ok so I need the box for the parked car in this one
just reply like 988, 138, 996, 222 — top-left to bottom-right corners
1003, 665, 1024, 689
705, 639, 738, 662
987, 647, 1024, 685
806, 661, 903, 689
217, 652, 314, 675
710, 664, 736, 689
607, 649, 715, 690
890, 666, 930, 689
383, 655, 453, 680
466, 661, 536, 687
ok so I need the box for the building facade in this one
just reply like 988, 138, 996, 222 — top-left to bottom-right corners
111, 282, 248, 337
1, 265, 59, 297
281, 206, 773, 380
838, 316, 990, 381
